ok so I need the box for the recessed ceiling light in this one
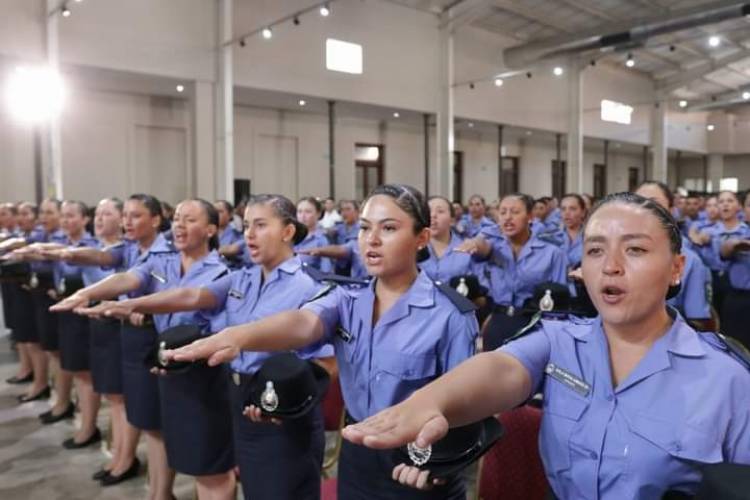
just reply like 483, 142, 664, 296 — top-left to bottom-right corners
679, 100, 687, 108
262, 28, 272, 40
392, 112, 400, 118
176, 85, 184, 93
708, 35, 721, 48
553, 66, 564, 76
743, 92, 750, 100
494, 78, 503, 87
707, 124, 715, 131
298, 99, 306, 106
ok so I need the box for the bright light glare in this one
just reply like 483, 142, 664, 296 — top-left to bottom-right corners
320, 6, 330, 17
326, 38, 363, 74
708, 36, 721, 48
601, 99, 633, 125
679, 100, 688, 108
5, 66, 65, 124
553, 66, 564, 76
494, 78, 504, 87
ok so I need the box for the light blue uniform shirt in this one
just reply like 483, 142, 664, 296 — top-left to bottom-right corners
27, 228, 66, 276
302, 270, 478, 421
80, 239, 120, 286
540, 228, 583, 270
501, 314, 750, 499
218, 226, 243, 248
53, 232, 98, 289
719, 223, 750, 290
105, 233, 176, 298
335, 221, 360, 245
342, 239, 368, 280
294, 228, 333, 273
130, 250, 228, 334
203, 256, 333, 374
420, 232, 481, 284
710, 222, 750, 276
688, 220, 720, 270
667, 247, 712, 320
461, 215, 496, 239
480, 230, 568, 308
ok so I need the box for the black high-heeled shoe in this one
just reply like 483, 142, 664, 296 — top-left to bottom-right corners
6, 372, 33, 384
17, 386, 50, 403
100, 457, 141, 486
92, 468, 110, 481
39, 402, 75, 424
62, 428, 101, 449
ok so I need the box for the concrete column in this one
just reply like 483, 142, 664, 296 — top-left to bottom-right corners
215, 0, 234, 201
707, 154, 724, 192
192, 80, 216, 200
651, 103, 668, 183
46, 0, 63, 198
436, 19, 454, 198
566, 59, 583, 193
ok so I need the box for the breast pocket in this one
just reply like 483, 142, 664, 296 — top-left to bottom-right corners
541, 389, 589, 473
630, 412, 723, 464
372, 351, 437, 403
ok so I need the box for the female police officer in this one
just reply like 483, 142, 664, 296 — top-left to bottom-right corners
342, 192, 750, 499
81, 194, 332, 500
165, 184, 478, 500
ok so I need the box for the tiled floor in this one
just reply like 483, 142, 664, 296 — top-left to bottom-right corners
0, 330, 197, 500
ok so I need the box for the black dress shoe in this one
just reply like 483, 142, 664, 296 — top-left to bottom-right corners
40, 402, 75, 424
17, 386, 50, 403
92, 468, 111, 480
6, 372, 33, 384
100, 457, 140, 486
63, 428, 101, 449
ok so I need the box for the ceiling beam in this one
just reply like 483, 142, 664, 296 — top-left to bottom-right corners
656, 47, 750, 93
439, 0, 494, 31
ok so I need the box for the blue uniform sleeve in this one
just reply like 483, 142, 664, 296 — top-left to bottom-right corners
202, 272, 233, 311
128, 260, 153, 296
104, 243, 126, 270
498, 326, 551, 394
301, 286, 344, 343
439, 311, 478, 373
725, 383, 750, 463
549, 247, 568, 285
680, 255, 711, 320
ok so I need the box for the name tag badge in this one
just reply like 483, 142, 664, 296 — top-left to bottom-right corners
545, 363, 590, 397
228, 289, 244, 300
149, 271, 167, 284
336, 327, 353, 343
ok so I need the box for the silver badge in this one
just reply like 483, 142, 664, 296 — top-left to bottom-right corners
29, 272, 39, 289
407, 442, 432, 467
456, 277, 469, 297
232, 372, 241, 386
539, 289, 554, 312
260, 381, 279, 412
57, 278, 66, 296
157, 341, 169, 368
506, 305, 515, 317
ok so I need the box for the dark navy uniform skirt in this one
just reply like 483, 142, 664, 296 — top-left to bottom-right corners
483, 306, 534, 352
58, 311, 90, 372
8, 285, 38, 343
121, 322, 161, 431
721, 288, 750, 349
229, 372, 324, 500
159, 363, 234, 476
338, 439, 466, 500
31, 289, 58, 351
89, 318, 123, 394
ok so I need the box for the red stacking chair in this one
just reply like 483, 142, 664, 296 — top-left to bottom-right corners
478, 405, 548, 500
321, 366, 345, 476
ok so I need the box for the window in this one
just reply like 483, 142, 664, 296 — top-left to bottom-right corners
720, 177, 738, 192
355, 144, 383, 200
552, 160, 566, 199
326, 39, 363, 74
594, 164, 607, 199
601, 99, 633, 125
628, 167, 640, 192
499, 156, 519, 196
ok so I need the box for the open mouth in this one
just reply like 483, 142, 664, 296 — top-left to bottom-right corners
601, 284, 626, 304
365, 250, 383, 265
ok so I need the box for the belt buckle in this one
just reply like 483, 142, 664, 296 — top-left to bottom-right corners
232, 372, 240, 386
507, 305, 515, 317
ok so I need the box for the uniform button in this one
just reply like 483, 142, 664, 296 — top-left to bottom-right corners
589, 451, 598, 460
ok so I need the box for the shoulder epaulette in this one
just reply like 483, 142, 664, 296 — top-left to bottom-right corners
502, 312, 543, 346
212, 269, 229, 281
434, 281, 477, 313
700, 332, 750, 372
302, 263, 369, 288
305, 282, 337, 304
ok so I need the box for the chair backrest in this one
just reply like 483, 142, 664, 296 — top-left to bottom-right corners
478, 406, 548, 500
321, 372, 344, 431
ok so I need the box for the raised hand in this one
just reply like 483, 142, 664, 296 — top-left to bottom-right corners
164, 329, 240, 367
49, 292, 90, 312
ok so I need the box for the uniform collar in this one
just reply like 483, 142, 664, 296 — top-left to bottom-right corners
258, 255, 301, 285
367, 270, 435, 329
64, 231, 94, 246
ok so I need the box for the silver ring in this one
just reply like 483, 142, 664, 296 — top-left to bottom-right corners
407, 442, 432, 467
